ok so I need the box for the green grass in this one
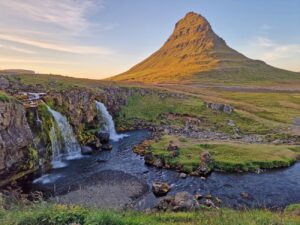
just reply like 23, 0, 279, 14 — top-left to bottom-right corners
219, 91, 300, 124
0, 92, 13, 102
1, 203, 300, 225
148, 135, 299, 172
116, 94, 203, 125
116, 93, 271, 135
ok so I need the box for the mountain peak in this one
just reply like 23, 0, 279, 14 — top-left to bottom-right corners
109, 12, 288, 83
179, 12, 209, 26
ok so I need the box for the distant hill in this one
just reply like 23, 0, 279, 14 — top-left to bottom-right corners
0, 69, 35, 75
110, 12, 300, 84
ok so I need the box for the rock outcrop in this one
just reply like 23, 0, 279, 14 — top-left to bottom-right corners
0, 99, 33, 182
205, 102, 234, 114
46, 89, 98, 129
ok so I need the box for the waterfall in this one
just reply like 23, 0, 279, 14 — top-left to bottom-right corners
47, 106, 82, 163
95, 101, 128, 141
49, 124, 66, 168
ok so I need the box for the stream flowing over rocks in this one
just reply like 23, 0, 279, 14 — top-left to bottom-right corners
23, 130, 300, 210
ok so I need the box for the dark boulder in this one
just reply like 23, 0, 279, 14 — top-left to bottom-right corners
144, 153, 155, 165
155, 192, 199, 211
88, 138, 102, 150
97, 132, 110, 144
173, 192, 198, 211
152, 182, 170, 197
81, 146, 93, 155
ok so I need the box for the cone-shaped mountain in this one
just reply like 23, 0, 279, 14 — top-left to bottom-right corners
110, 12, 299, 84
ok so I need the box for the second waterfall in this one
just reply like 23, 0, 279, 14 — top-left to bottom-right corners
95, 101, 128, 142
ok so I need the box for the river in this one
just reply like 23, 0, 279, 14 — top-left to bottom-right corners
26, 130, 300, 210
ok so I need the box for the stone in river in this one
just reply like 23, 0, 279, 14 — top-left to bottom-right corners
152, 182, 170, 197
101, 143, 113, 151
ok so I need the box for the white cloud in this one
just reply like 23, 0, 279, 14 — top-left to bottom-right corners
0, 0, 103, 34
0, 33, 113, 54
244, 36, 300, 71
251, 37, 300, 61
255, 37, 275, 48
0, 0, 113, 55
1, 45, 37, 54
0, 57, 75, 65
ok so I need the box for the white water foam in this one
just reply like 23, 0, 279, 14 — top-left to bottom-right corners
33, 173, 63, 184
47, 106, 82, 165
95, 101, 128, 142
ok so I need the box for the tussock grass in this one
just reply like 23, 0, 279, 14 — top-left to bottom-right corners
1, 203, 300, 225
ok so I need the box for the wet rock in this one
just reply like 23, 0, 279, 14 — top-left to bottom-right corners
97, 132, 110, 144
155, 192, 199, 212
191, 164, 211, 176
155, 196, 175, 211
81, 146, 93, 155
144, 153, 155, 165
204, 194, 212, 199
179, 173, 187, 179
173, 192, 198, 211
88, 137, 101, 150
194, 193, 203, 200
152, 182, 170, 197
101, 143, 113, 151
153, 158, 164, 168
204, 199, 216, 208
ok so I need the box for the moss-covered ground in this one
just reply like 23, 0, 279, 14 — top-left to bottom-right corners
148, 135, 300, 172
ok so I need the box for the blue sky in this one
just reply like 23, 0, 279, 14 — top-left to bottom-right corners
0, 0, 299, 79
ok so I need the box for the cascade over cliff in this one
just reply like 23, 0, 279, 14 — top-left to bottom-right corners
110, 12, 300, 83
